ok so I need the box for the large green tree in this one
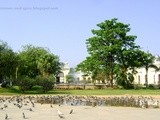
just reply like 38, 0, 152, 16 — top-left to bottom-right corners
18, 44, 61, 79
77, 18, 149, 88
0, 40, 18, 83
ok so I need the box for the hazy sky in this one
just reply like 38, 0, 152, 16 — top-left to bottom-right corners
0, 0, 160, 67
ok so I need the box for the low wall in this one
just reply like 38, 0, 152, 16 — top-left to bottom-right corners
54, 84, 108, 90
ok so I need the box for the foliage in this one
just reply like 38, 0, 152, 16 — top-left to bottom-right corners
0, 40, 18, 82
139, 52, 158, 87
76, 56, 105, 82
116, 71, 134, 89
1, 80, 10, 88
18, 76, 35, 93
18, 44, 61, 78
36, 75, 55, 93
18, 45, 45, 78
37, 52, 61, 77
66, 74, 74, 83
0, 42, 61, 93
77, 18, 148, 88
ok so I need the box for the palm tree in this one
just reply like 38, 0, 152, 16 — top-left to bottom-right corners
142, 52, 158, 87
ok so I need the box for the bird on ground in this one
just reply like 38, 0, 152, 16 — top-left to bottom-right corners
22, 112, 26, 119
69, 109, 73, 114
31, 101, 35, 107
92, 102, 96, 107
29, 108, 33, 111
57, 110, 65, 118
57, 110, 63, 115
58, 114, 65, 118
59, 103, 61, 107
5, 113, 8, 120
50, 104, 53, 108
4, 104, 8, 108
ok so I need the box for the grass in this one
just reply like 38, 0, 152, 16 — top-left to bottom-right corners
50, 89, 160, 95
0, 86, 160, 95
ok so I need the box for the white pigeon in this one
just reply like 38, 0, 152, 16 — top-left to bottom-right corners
57, 110, 65, 118
57, 110, 63, 115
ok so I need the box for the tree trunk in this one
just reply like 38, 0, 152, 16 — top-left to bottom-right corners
145, 68, 148, 88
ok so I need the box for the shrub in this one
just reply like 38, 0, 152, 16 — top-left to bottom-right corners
116, 72, 134, 89
36, 75, 55, 93
1, 80, 10, 88
148, 84, 156, 89
18, 76, 35, 92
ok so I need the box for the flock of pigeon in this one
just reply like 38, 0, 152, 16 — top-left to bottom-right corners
0, 95, 159, 119
0, 95, 74, 119
35, 95, 160, 108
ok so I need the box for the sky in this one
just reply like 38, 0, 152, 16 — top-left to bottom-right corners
0, 0, 160, 67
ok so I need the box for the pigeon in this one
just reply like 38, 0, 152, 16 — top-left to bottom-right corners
50, 104, 53, 108
29, 108, 33, 111
5, 113, 8, 120
57, 110, 63, 115
69, 109, 73, 114
58, 114, 65, 118
22, 112, 26, 119
57, 110, 64, 118
4, 104, 8, 108
92, 102, 96, 107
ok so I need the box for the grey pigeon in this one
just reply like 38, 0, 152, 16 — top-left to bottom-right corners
22, 112, 26, 119
5, 113, 8, 120
69, 109, 73, 114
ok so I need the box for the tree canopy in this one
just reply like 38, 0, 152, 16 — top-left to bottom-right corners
76, 18, 156, 88
0, 40, 18, 82
18, 44, 61, 79
0, 42, 61, 92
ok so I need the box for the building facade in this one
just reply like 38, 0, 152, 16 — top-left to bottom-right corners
57, 62, 91, 83
134, 57, 160, 85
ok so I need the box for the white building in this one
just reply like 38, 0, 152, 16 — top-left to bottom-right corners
57, 63, 91, 83
57, 63, 70, 83
134, 57, 160, 85
59, 57, 160, 85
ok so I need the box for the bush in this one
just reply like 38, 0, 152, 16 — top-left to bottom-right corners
36, 75, 55, 93
18, 76, 35, 92
116, 72, 134, 89
148, 84, 156, 89
1, 80, 10, 88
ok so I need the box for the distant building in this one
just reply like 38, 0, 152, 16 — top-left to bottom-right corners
134, 57, 160, 85
57, 62, 92, 83
58, 57, 160, 85
56, 63, 70, 83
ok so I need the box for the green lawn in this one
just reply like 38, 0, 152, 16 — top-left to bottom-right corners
50, 89, 160, 95
0, 86, 160, 95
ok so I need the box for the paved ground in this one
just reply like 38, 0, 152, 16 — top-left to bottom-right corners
1, 100, 160, 120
